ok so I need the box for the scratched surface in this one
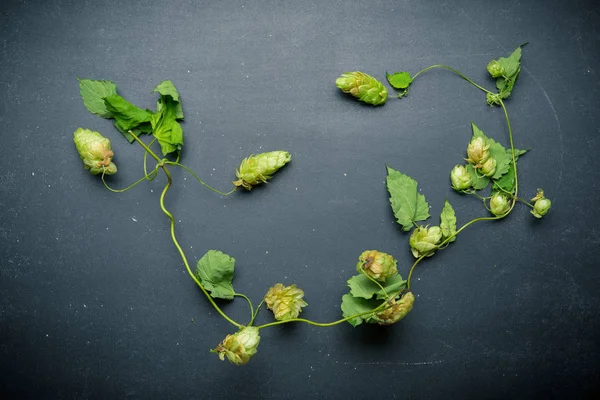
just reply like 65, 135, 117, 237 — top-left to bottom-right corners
1, 0, 599, 398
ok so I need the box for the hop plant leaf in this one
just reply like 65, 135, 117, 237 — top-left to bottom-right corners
386, 71, 413, 89
487, 44, 526, 104
195, 250, 236, 300
340, 294, 380, 327
347, 274, 406, 300
233, 151, 292, 190
78, 78, 118, 119
264, 283, 308, 321
440, 200, 457, 243
104, 94, 154, 142
386, 166, 430, 231
335, 71, 388, 106
150, 80, 185, 155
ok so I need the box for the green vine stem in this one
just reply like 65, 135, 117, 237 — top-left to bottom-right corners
101, 165, 159, 193
164, 161, 237, 196
128, 131, 243, 329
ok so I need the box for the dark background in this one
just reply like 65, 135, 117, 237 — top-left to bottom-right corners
1, 0, 599, 398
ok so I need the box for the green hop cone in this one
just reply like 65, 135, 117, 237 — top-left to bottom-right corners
486, 92, 502, 106
371, 292, 415, 325
73, 128, 117, 175
264, 283, 308, 321
409, 226, 442, 258
490, 192, 511, 216
480, 157, 497, 178
465, 136, 490, 167
213, 326, 260, 366
233, 151, 291, 190
486, 60, 504, 78
356, 250, 398, 282
450, 164, 473, 191
530, 189, 551, 218
335, 71, 388, 106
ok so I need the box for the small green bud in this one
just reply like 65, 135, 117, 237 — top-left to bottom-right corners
213, 326, 260, 366
233, 151, 291, 190
371, 292, 415, 325
486, 92, 502, 106
530, 188, 545, 202
264, 283, 308, 321
480, 156, 497, 177
486, 60, 505, 78
465, 136, 490, 167
490, 192, 511, 216
356, 250, 398, 282
73, 127, 117, 175
335, 71, 388, 106
530, 189, 551, 218
450, 164, 473, 191
409, 226, 442, 258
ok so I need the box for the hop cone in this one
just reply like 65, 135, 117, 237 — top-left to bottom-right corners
409, 226, 442, 258
73, 127, 117, 175
336, 72, 388, 106
233, 151, 291, 190
264, 283, 308, 321
372, 292, 415, 325
356, 250, 398, 282
213, 326, 261, 366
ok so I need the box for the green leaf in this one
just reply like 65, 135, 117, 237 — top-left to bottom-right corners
465, 164, 489, 190
347, 274, 406, 300
113, 121, 153, 143
153, 80, 184, 120
151, 81, 185, 155
104, 94, 153, 132
78, 78, 118, 118
492, 149, 527, 193
386, 166, 430, 231
440, 200, 457, 243
494, 45, 524, 100
196, 250, 236, 300
341, 294, 380, 327
497, 46, 522, 79
386, 71, 413, 89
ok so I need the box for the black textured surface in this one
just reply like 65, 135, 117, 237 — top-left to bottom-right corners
1, 0, 599, 398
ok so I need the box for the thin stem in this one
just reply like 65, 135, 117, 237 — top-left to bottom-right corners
412, 64, 494, 95
129, 130, 162, 163
234, 293, 254, 325
163, 161, 237, 196
101, 165, 159, 193
515, 197, 534, 208
250, 300, 265, 326
406, 256, 426, 291
499, 100, 519, 211
143, 138, 159, 181
158, 166, 242, 329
